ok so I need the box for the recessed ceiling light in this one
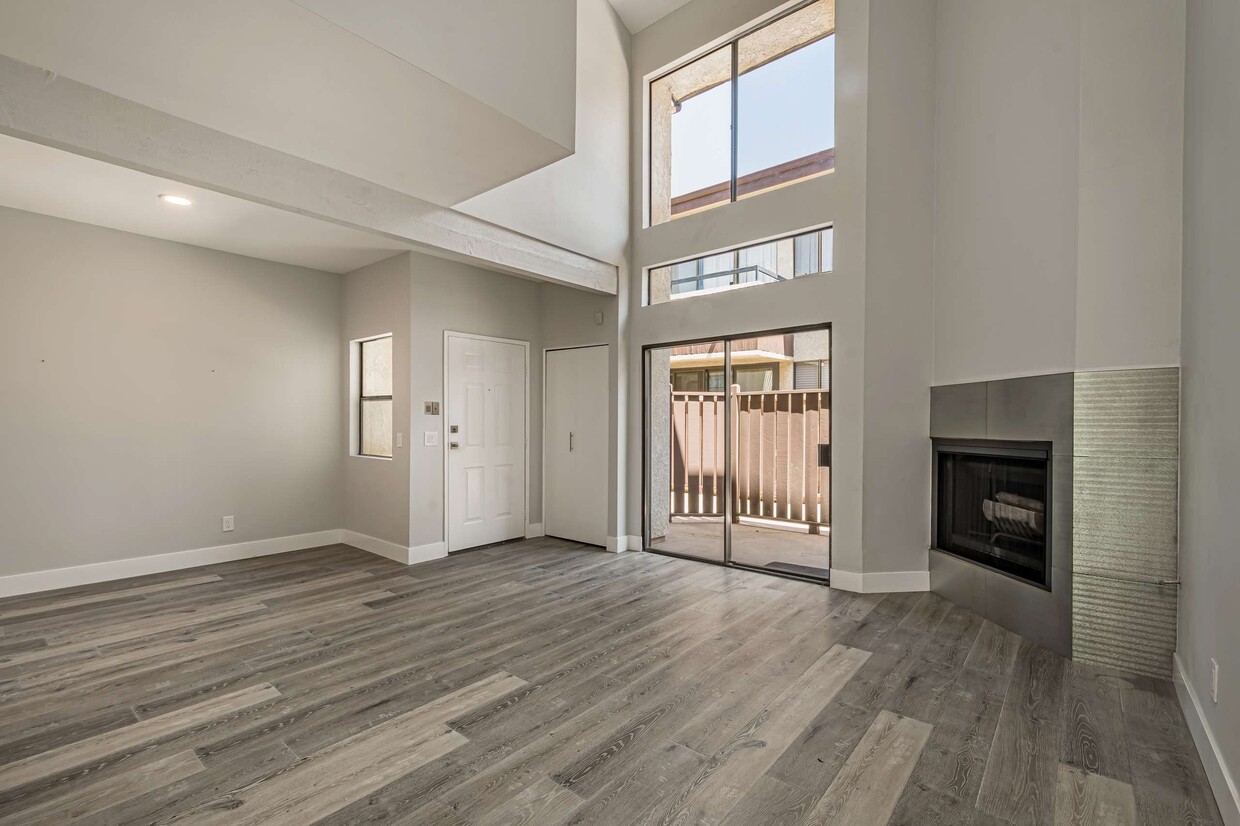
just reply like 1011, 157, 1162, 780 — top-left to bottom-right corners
159, 194, 193, 207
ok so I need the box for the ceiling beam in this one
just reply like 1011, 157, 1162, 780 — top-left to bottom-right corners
0, 54, 617, 294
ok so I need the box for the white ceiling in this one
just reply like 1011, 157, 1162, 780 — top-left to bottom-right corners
0, 0, 573, 207
291, 0, 577, 151
609, 0, 696, 33
0, 135, 410, 274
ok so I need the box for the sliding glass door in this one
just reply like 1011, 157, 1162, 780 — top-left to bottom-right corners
643, 326, 832, 581
644, 342, 726, 562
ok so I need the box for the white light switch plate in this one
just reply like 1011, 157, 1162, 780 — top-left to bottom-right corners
424, 431, 439, 446
396, 432, 403, 448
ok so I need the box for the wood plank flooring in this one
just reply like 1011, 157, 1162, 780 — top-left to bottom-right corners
0, 538, 1222, 825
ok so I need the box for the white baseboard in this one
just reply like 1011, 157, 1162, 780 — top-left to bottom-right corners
830, 568, 930, 594
337, 530, 412, 565
628, 535, 643, 551
0, 530, 342, 598
606, 536, 627, 553
409, 541, 447, 565
526, 523, 545, 539
1175, 653, 1240, 825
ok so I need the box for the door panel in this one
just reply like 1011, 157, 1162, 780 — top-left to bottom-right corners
545, 346, 609, 547
645, 343, 725, 562
447, 335, 526, 552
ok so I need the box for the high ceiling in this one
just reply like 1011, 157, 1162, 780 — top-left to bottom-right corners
0, 0, 576, 208
609, 0, 696, 33
0, 134, 409, 274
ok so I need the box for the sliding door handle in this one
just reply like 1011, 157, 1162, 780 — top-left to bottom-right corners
569, 432, 575, 452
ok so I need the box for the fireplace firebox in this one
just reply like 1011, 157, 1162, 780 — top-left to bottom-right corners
933, 439, 1052, 589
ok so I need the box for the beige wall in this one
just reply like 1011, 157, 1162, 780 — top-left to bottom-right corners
342, 253, 412, 547
407, 252, 546, 550
860, 0, 936, 576
0, 206, 343, 577
934, 0, 1184, 386
347, 252, 629, 553
1180, 0, 1240, 815
627, 0, 868, 573
627, 0, 943, 581
540, 281, 627, 540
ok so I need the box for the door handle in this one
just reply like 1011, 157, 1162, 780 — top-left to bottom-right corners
450, 442, 460, 450
569, 432, 574, 452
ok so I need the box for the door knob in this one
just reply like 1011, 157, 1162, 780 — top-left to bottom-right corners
449, 442, 460, 450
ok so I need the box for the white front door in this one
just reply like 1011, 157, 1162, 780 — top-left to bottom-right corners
544, 345, 609, 547
446, 334, 527, 552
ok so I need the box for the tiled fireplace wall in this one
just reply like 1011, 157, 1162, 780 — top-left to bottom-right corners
930, 368, 1180, 676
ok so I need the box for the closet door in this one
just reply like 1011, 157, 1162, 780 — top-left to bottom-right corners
545, 346, 609, 547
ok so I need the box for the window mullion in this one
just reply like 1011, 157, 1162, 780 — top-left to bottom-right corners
729, 40, 739, 204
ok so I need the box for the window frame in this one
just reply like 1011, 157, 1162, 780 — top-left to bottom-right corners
793, 359, 830, 390
647, 0, 834, 226
646, 225, 833, 306
358, 335, 394, 459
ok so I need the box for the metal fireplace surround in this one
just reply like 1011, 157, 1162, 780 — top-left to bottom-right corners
932, 439, 1053, 590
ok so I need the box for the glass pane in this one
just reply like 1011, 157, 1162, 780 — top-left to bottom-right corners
650, 46, 733, 226
645, 229, 825, 306
738, 241, 782, 285
737, 0, 836, 201
672, 370, 703, 391
730, 329, 830, 579
793, 233, 819, 276
646, 343, 725, 561
820, 227, 834, 272
361, 336, 393, 397
360, 398, 393, 457
669, 261, 699, 296
734, 365, 775, 392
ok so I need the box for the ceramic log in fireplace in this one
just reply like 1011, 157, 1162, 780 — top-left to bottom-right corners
933, 439, 1052, 589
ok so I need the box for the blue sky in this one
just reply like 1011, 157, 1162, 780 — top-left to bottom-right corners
670, 36, 835, 196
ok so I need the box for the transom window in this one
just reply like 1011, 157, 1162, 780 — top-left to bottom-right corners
649, 0, 836, 226
358, 335, 393, 458
646, 227, 832, 305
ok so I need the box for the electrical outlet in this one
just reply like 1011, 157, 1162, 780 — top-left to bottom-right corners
222, 515, 235, 532
1211, 658, 1219, 703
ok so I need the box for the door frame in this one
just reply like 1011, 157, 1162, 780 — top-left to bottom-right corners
641, 322, 833, 585
543, 343, 611, 547
442, 330, 532, 554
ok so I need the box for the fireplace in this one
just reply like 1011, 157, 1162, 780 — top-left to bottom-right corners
933, 439, 1052, 589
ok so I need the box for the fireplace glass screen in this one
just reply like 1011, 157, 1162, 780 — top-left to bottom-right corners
935, 444, 1050, 588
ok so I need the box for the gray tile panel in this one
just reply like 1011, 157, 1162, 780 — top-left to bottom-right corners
986, 372, 1074, 454
1072, 571, 1178, 678
1073, 368, 1179, 458
930, 383, 987, 439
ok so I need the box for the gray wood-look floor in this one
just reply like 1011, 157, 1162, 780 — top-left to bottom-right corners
0, 538, 1221, 825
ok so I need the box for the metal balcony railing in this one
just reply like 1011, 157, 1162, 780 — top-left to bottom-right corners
670, 265, 786, 296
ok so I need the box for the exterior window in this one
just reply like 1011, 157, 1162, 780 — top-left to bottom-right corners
794, 359, 830, 390
359, 335, 393, 458
649, 0, 836, 226
646, 227, 832, 305
672, 364, 775, 392
734, 364, 776, 391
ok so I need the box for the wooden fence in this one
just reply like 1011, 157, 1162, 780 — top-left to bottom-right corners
670, 388, 830, 528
